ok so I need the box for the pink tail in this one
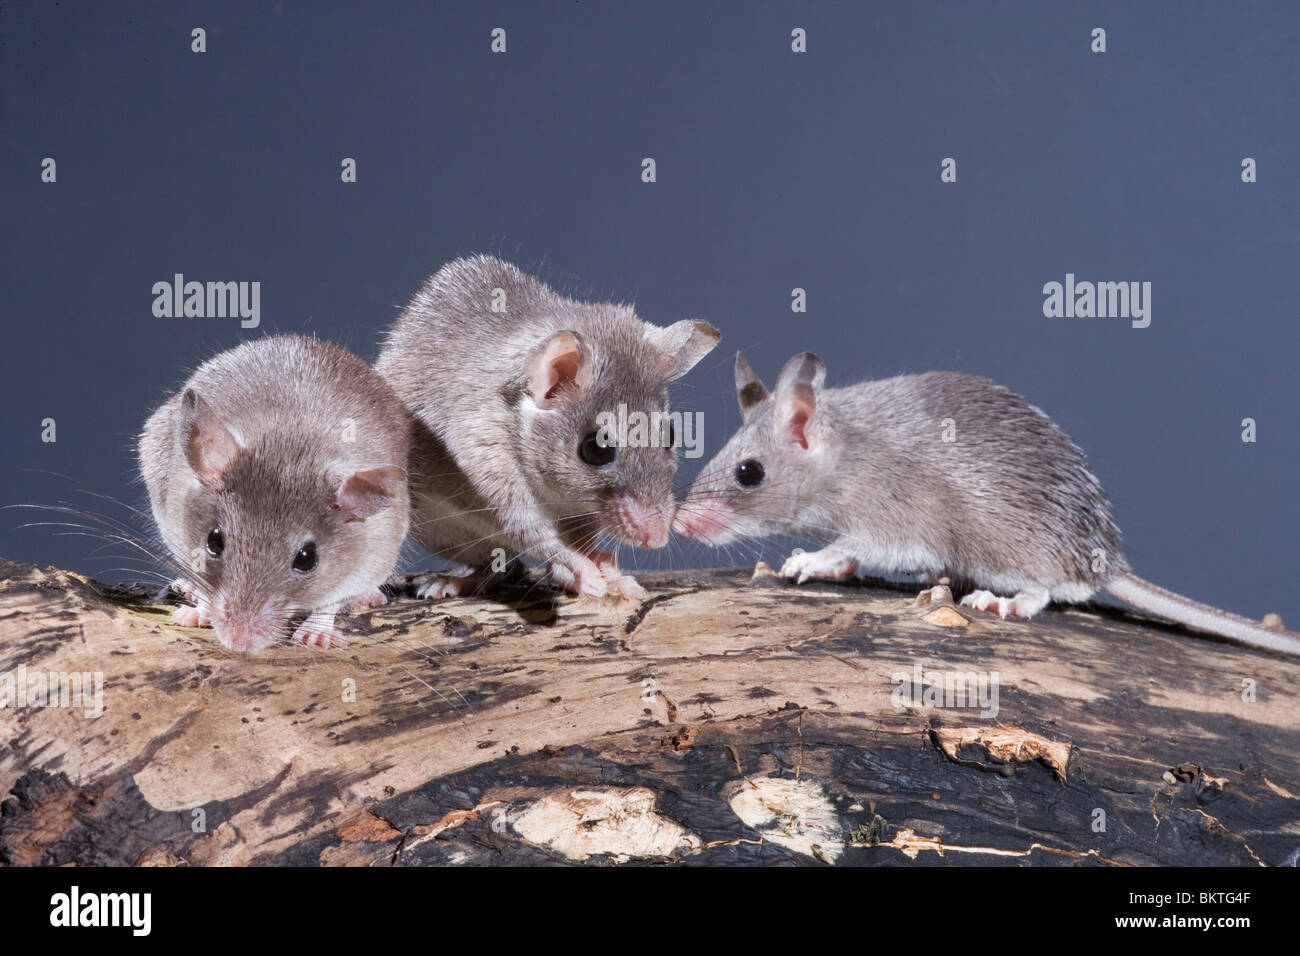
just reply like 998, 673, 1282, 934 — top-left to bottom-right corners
1105, 571, 1300, 656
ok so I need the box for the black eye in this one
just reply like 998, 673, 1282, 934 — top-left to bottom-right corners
579, 430, 617, 467
206, 528, 224, 556
665, 421, 677, 449
292, 541, 318, 573
734, 459, 765, 488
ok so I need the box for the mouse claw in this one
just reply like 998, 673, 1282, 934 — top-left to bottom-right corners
780, 549, 859, 584
605, 573, 648, 601
291, 625, 348, 649
591, 552, 647, 600
550, 557, 609, 598
415, 576, 466, 599
959, 589, 1050, 619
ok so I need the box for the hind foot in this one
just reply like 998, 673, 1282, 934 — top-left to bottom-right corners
959, 589, 1050, 619
409, 563, 489, 599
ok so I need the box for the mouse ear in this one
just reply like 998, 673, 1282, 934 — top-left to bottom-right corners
332, 465, 407, 520
772, 352, 826, 450
180, 389, 241, 482
734, 352, 769, 418
644, 320, 721, 382
525, 331, 592, 408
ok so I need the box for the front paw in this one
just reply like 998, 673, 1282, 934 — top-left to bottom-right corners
550, 554, 609, 598
172, 601, 212, 628
592, 553, 647, 600
780, 550, 859, 585
291, 623, 348, 649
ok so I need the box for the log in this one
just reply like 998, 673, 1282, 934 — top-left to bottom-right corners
0, 557, 1296, 867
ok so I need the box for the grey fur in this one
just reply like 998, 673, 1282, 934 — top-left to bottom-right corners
676, 352, 1300, 656
139, 334, 411, 652
375, 256, 719, 597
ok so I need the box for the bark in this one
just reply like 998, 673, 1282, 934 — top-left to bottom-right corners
0, 558, 1296, 867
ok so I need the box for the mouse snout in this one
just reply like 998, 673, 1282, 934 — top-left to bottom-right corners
611, 495, 672, 549
214, 599, 286, 653
672, 500, 734, 543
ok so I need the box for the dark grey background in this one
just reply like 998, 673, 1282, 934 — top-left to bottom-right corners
3, 1, 1296, 622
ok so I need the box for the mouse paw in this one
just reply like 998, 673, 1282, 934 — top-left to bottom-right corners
351, 587, 388, 610
413, 572, 477, 600
591, 553, 648, 600
780, 549, 859, 585
550, 555, 609, 598
290, 623, 348, 649
959, 589, 1049, 619
171, 602, 212, 628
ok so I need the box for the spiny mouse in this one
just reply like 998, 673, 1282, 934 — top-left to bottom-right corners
375, 255, 719, 599
139, 334, 411, 652
674, 351, 1300, 656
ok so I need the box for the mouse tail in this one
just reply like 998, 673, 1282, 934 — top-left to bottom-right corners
1103, 571, 1300, 656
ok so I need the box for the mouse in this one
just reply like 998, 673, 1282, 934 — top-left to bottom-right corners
673, 351, 1300, 656
139, 334, 411, 652
375, 255, 719, 599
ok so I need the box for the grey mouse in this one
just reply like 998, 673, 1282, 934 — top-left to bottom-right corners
375, 256, 719, 599
674, 351, 1300, 656
139, 334, 411, 652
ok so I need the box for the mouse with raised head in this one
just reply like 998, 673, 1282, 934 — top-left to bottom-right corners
674, 351, 1300, 656
139, 335, 411, 652
375, 255, 719, 599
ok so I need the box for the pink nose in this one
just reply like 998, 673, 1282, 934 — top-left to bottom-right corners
615, 497, 670, 549
216, 600, 283, 653
672, 504, 730, 541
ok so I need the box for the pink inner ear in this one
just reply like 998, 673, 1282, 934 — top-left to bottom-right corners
783, 384, 817, 450
334, 466, 404, 519
788, 406, 812, 449
546, 348, 581, 399
183, 391, 240, 482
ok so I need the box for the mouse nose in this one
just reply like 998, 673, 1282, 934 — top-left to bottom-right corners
216, 599, 284, 653
613, 496, 670, 549
671, 502, 731, 543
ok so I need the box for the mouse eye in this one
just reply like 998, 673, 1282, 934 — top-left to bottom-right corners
664, 421, 677, 450
734, 459, 765, 488
206, 528, 225, 557
292, 541, 318, 574
579, 430, 617, 467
